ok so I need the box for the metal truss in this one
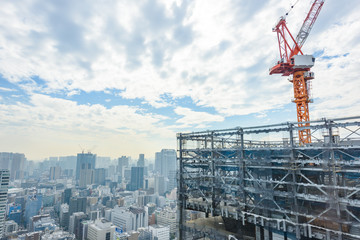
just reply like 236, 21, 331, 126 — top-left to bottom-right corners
177, 116, 360, 240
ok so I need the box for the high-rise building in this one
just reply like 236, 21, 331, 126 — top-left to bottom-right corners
137, 154, 145, 167
154, 149, 176, 177
154, 175, 165, 196
76, 152, 96, 180
0, 153, 25, 180
79, 169, 94, 188
24, 195, 42, 227
49, 166, 61, 180
69, 212, 87, 239
62, 188, 73, 205
154, 152, 161, 175
0, 170, 10, 237
87, 218, 115, 240
0, 154, 11, 170
94, 168, 106, 185
167, 170, 177, 192
69, 197, 87, 217
59, 204, 69, 230
124, 168, 131, 182
128, 167, 144, 191
117, 156, 129, 180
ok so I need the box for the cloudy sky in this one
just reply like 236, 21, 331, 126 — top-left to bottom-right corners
0, 0, 359, 160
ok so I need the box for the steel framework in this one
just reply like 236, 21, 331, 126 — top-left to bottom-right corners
177, 116, 360, 240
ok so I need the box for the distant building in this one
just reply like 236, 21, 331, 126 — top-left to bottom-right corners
137, 154, 145, 167
88, 218, 115, 240
94, 168, 106, 185
60, 204, 70, 230
167, 170, 177, 192
154, 175, 165, 196
49, 166, 61, 180
149, 225, 170, 240
62, 188, 73, 205
154, 149, 177, 191
128, 167, 144, 191
0, 152, 26, 180
124, 168, 131, 182
69, 197, 87, 217
58, 155, 77, 171
42, 194, 55, 207
24, 195, 43, 227
155, 150, 176, 176
76, 152, 96, 180
117, 156, 129, 176
79, 168, 94, 188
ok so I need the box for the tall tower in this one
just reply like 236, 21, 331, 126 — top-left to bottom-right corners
0, 170, 10, 236
0, 153, 25, 180
137, 154, 145, 167
76, 152, 96, 180
129, 167, 144, 191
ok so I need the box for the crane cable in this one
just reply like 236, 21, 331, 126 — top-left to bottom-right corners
284, 0, 299, 18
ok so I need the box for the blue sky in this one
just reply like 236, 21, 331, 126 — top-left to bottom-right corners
0, 0, 360, 160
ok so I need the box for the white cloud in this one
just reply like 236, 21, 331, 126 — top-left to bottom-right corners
174, 106, 224, 128
0, 87, 15, 92
0, 0, 300, 116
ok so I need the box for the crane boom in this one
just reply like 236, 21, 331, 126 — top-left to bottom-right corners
292, 0, 325, 57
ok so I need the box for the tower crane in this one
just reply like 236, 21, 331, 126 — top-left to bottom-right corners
269, 0, 325, 144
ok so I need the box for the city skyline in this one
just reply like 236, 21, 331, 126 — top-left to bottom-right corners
1, 0, 360, 160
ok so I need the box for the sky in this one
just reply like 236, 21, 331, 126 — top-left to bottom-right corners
0, 0, 360, 161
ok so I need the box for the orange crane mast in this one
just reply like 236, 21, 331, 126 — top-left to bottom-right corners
269, 0, 325, 145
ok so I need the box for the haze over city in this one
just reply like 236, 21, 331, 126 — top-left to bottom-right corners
1, 1, 360, 240
0, 0, 359, 160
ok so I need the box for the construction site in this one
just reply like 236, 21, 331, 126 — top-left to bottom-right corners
177, 0, 360, 239
177, 117, 360, 239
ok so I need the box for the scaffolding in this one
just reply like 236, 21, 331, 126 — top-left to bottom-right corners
177, 116, 360, 240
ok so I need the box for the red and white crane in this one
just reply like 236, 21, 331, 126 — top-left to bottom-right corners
270, 0, 325, 144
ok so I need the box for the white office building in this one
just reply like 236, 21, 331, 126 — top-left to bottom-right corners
156, 207, 177, 235
149, 225, 170, 240
111, 206, 148, 232
87, 218, 115, 240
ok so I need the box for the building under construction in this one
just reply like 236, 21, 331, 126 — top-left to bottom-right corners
177, 116, 360, 239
